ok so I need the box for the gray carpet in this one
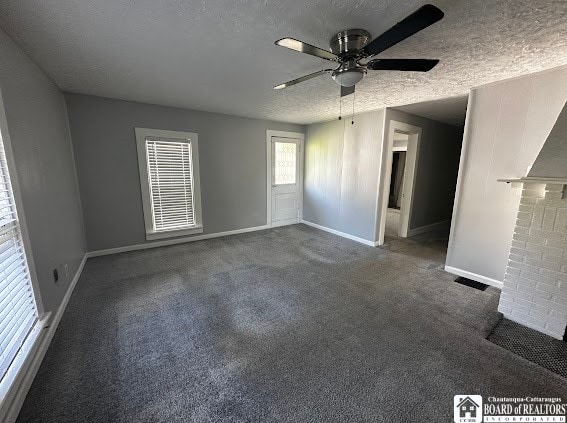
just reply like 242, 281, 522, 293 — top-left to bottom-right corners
17, 225, 567, 422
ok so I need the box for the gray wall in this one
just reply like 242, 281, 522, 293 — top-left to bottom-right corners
303, 110, 384, 242
65, 94, 304, 252
385, 109, 463, 230
529, 101, 567, 178
0, 29, 86, 312
446, 66, 567, 285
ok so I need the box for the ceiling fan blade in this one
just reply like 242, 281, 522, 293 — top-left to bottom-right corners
274, 69, 332, 89
275, 38, 337, 61
367, 58, 439, 72
363, 4, 444, 57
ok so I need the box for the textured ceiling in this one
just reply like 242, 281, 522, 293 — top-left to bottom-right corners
0, 0, 566, 124
394, 95, 468, 127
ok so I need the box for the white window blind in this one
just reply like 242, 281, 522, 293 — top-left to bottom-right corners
0, 139, 37, 380
145, 140, 196, 232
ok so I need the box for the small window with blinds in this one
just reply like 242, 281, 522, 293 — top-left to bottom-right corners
0, 132, 38, 381
135, 128, 203, 240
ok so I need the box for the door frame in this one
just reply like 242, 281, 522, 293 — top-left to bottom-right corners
376, 120, 421, 245
266, 130, 305, 227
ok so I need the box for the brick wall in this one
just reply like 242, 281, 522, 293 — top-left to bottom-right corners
498, 182, 567, 339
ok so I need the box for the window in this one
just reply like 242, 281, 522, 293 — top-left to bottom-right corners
273, 141, 297, 185
136, 128, 202, 240
0, 129, 38, 381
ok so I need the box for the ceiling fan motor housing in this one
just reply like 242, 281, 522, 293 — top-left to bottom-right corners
329, 29, 371, 57
329, 29, 370, 87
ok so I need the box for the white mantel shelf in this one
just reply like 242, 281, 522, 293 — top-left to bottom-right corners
497, 177, 567, 185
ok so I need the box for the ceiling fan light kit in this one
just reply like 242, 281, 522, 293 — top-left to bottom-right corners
332, 59, 367, 87
273, 4, 444, 90
332, 68, 365, 87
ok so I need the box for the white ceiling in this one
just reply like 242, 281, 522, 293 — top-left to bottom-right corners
0, 0, 566, 124
394, 95, 469, 127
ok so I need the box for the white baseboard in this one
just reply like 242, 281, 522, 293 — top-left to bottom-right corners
87, 224, 271, 258
407, 220, 451, 237
1, 254, 87, 423
444, 265, 503, 289
300, 220, 378, 247
269, 218, 298, 228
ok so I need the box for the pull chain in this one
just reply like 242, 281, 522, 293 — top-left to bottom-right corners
338, 86, 342, 120
342, 98, 346, 141
351, 90, 356, 125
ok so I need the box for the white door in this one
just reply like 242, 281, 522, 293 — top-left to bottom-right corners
270, 137, 301, 226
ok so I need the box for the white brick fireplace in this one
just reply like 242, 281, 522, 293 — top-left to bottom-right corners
498, 181, 567, 339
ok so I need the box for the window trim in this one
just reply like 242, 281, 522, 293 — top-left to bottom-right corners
0, 89, 42, 317
135, 128, 203, 240
0, 88, 46, 416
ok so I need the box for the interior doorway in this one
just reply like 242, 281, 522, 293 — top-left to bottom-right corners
377, 98, 468, 257
386, 132, 409, 237
377, 122, 421, 245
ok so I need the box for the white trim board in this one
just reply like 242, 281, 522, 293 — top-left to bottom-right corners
0, 315, 49, 423
0, 89, 44, 316
270, 218, 299, 228
446, 91, 475, 266
444, 265, 503, 289
300, 220, 378, 247
87, 225, 270, 258
406, 220, 451, 237
1, 254, 88, 423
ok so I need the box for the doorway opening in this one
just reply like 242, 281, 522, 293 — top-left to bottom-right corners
376, 104, 466, 249
386, 131, 409, 237
377, 122, 421, 245
266, 130, 304, 228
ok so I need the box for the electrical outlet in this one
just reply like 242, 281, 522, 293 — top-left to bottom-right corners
64, 264, 69, 279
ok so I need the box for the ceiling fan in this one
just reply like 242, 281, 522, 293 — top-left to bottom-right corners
273, 4, 444, 90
